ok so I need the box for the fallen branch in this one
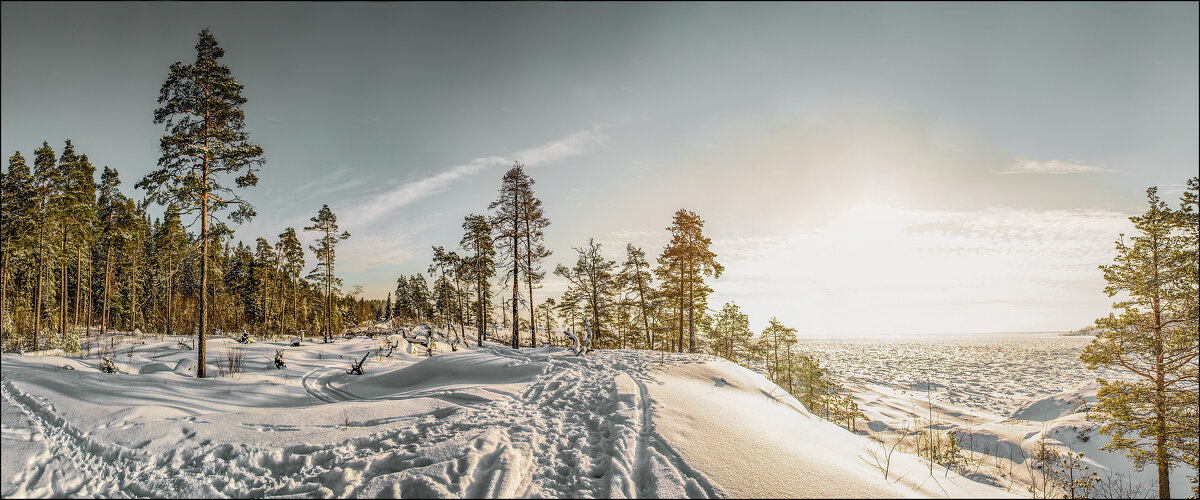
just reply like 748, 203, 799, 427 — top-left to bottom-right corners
347, 352, 369, 375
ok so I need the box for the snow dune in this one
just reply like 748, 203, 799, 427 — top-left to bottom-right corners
1, 334, 1013, 498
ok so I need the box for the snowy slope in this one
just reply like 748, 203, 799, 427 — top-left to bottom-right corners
1, 334, 1013, 498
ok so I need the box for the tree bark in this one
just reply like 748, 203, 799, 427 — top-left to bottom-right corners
102, 248, 111, 336
511, 190, 519, 350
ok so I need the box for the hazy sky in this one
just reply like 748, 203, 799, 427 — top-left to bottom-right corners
3, 2, 1197, 335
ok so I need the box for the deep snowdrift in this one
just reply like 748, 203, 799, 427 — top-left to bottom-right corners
1, 334, 1013, 498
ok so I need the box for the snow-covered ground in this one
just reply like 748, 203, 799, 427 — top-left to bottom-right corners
1, 330, 1015, 498
799, 333, 1195, 497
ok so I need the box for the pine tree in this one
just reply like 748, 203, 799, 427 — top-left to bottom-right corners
1081, 181, 1200, 498
96, 167, 124, 337
762, 317, 797, 384
429, 246, 460, 335
252, 237, 276, 333
714, 302, 752, 362
461, 214, 495, 347
276, 227, 304, 340
153, 203, 188, 337
31, 142, 60, 349
619, 244, 655, 349
554, 238, 618, 348
137, 29, 265, 377
52, 141, 96, 351
537, 297, 558, 344
655, 210, 723, 352
304, 205, 349, 343
519, 173, 551, 348
488, 162, 550, 348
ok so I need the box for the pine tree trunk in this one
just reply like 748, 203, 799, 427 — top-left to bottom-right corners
294, 277, 300, 343
511, 193, 519, 350
166, 264, 173, 337
61, 227, 68, 345
477, 278, 485, 347
102, 248, 111, 336
130, 251, 138, 333
74, 248, 82, 346
325, 236, 332, 343
1, 251, 8, 341
85, 256, 92, 347
637, 274, 650, 349
688, 265, 695, 353
677, 265, 684, 353
198, 189, 208, 378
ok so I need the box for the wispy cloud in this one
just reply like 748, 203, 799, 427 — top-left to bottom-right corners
342, 124, 608, 229
993, 158, 1114, 175
514, 124, 609, 167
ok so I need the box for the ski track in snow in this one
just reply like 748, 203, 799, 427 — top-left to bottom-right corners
1, 347, 720, 498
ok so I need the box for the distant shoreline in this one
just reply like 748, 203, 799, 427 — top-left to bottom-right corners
792, 331, 1076, 340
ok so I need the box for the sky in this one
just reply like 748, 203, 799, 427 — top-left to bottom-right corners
3, 2, 1197, 336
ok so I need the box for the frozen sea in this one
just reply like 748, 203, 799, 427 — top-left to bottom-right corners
793, 332, 1119, 418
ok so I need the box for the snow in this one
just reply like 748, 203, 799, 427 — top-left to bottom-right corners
800, 333, 1195, 497
3, 331, 1017, 498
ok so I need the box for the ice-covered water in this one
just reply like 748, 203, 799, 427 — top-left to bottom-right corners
793, 332, 1120, 418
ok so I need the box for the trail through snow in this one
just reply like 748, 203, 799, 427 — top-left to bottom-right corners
1, 335, 1014, 498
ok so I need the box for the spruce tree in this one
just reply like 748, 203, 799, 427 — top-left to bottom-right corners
137, 28, 265, 377
2, 151, 36, 343
393, 275, 411, 322
1081, 181, 1199, 498
303, 205, 349, 343
409, 273, 432, 324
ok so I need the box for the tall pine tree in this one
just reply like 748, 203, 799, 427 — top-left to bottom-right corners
137, 28, 265, 377
304, 205, 349, 343
488, 162, 550, 348
461, 214, 495, 347
657, 209, 722, 353
1081, 181, 1200, 498
276, 227, 304, 340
